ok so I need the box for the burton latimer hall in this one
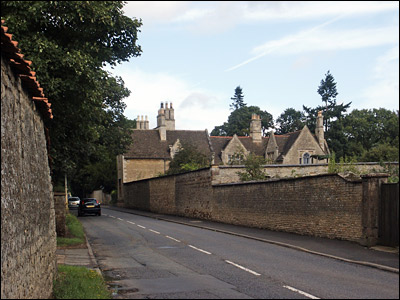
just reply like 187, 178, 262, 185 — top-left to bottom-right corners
116, 102, 330, 198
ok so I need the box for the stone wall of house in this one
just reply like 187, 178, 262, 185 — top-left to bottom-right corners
124, 158, 169, 182
122, 166, 388, 245
1, 55, 57, 299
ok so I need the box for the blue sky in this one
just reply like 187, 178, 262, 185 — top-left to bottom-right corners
106, 1, 399, 133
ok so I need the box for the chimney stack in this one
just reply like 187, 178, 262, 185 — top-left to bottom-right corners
165, 101, 175, 130
250, 114, 262, 142
157, 102, 167, 140
315, 111, 324, 150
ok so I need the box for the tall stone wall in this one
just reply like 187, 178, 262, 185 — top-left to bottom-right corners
1, 55, 57, 299
122, 166, 388, 245
212, 162, 396, 184
212, 175, 364, 241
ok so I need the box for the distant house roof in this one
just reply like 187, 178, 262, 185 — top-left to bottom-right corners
210, 130, 304, 164
210, 136, 269, 164
124, 129, 213, 159
1, 19, 52, 120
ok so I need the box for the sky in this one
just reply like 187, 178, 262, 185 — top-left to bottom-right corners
105, 1, 399, 133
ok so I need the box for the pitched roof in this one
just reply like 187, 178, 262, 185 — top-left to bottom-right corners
124, 129, 212, 159
210, 136, 269, 164
1, 20, 53, 120
274, 131, 302, 161
210, 130, 304, 163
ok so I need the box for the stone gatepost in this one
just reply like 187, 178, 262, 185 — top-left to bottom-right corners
54, 192, 67, 237
360, 173, 389, 247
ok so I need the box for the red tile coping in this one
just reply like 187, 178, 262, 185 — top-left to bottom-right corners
1, 19, 53, 120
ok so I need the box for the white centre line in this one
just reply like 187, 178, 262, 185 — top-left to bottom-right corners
126, 221, 135, 225
283, 285, 320, 299
109, 216, 116, 218
149, 229, 160, 234
166, 236, 181, 242
225, 260, 261, 276
188, 245, 212, 255
137, 225, 146, 229
117, 218, 124, 221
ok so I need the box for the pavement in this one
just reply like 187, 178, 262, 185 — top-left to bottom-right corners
57, 205, 399, 275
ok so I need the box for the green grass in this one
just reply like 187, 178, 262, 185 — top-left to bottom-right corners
54, 265, 111, 299
57, 213, 85, 247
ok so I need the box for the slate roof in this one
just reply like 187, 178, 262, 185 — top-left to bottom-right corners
210, 130, 303, 164
124, 129, 213, 159
1, 20, 52, 120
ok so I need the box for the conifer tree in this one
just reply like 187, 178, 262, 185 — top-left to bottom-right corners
230, 86, 246, 110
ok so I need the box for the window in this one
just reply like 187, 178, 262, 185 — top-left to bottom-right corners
303, 153, 311, 164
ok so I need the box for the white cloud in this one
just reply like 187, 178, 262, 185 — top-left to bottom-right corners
242, 1, 398, 22
107, 67, 229, 131
226, 22, 399, 71
123, 1, 398, 31
359, 46, 399, 110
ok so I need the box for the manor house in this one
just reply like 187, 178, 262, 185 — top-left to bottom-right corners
116, 102, 330, 199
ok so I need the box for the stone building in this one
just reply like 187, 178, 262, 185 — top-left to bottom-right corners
1, 20, 56, 299
211, 111, 330, 165
117, 103, 329, 200
117, 102, 213, 200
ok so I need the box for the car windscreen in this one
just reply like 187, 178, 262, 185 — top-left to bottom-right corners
68, 198, 80, 202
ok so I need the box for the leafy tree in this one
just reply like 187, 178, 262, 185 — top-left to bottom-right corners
166, 143, 210, 175
275, 108, 305, 134
211, 106, 274, 136
237, 153, 268, 181
1, 1, 142, 194
230, 86, 246, 110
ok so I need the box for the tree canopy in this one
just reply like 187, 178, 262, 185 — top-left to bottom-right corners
166, 143, 210, 175
1, 1, 142, 195
275, 108, 305, 135
211, 86, 273, 136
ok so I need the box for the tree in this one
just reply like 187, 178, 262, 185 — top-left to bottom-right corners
275, 108, 305, 134
318, 70, 338, 126
166, 143, 210, 175
342, 108, 399, 161
314, 70, 351, 132
211, 106, 274, 137
237, 153, 268, 181
230, 86, 246, 110
1, 1, 142, 193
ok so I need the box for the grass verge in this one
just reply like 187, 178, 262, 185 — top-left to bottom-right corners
53, 265, 111, 299
57, 213, 85, 247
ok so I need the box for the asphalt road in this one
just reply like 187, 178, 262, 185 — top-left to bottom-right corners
80, 207, 399, 299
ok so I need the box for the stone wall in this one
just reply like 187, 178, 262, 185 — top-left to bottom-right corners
211, 162, 396, 184
122, 167, 388, 245
54, 192, 67, 237
1, 55, 57, 298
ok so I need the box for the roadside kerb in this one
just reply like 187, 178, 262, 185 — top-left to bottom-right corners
105, 206, 399, 274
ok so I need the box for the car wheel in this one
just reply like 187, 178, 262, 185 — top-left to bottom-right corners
98, 211, 101, 216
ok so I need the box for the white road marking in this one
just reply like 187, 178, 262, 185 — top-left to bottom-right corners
137, 225, 146, 229
225, 260, 261, 276
283, 285, 320, 299
126, 221, 135, 225
109, 216, 116, 218
188, 245, 212, 255
166, 236, 181, 242
149, 229, 160, 234
117, 218, 124, 221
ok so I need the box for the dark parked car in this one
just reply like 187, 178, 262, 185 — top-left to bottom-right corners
68, 197, 80, 210
78, 198, 101, 216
